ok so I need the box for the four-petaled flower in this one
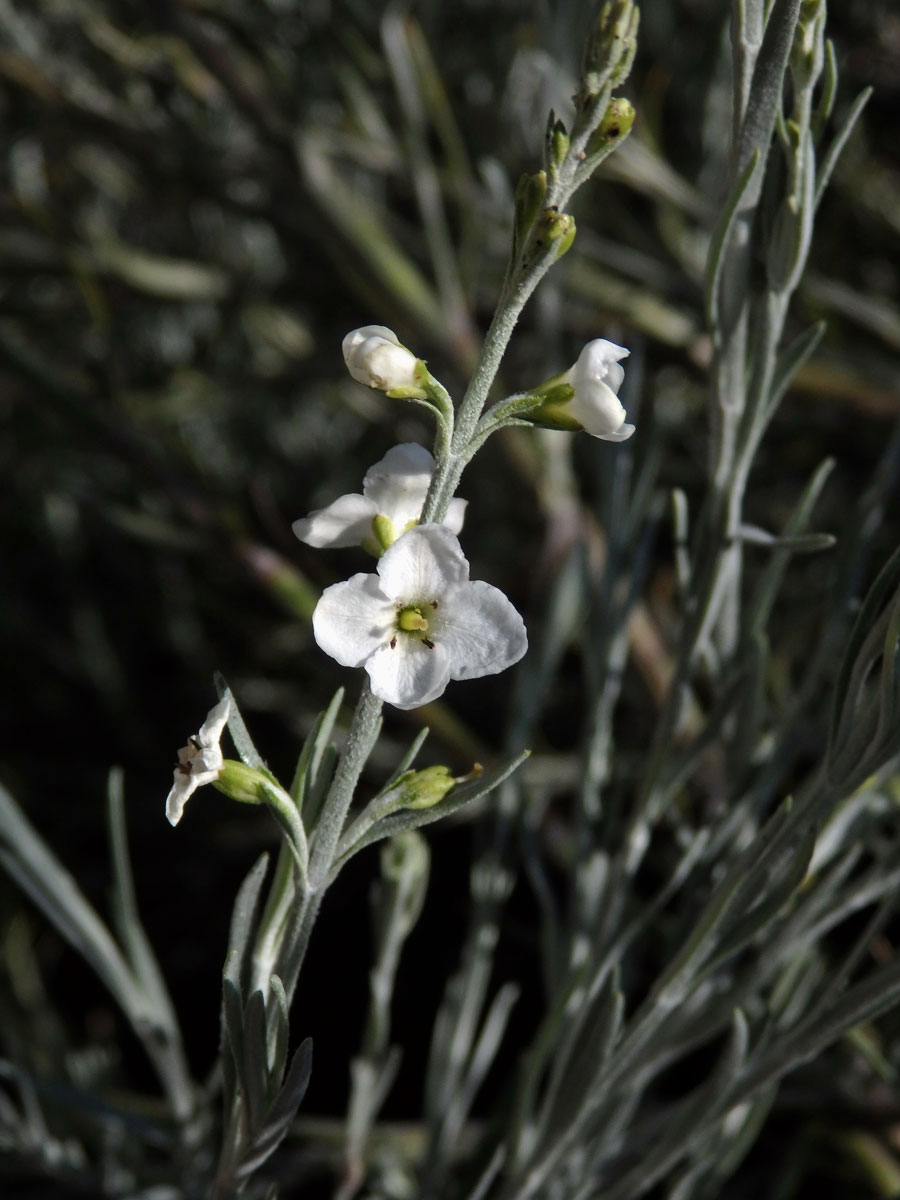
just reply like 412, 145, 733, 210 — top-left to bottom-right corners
166, 697, 230, 826
343, 325, 421, 392
312, 525, 527, 710
293, 443, 466, 554
562, 339, 634, 441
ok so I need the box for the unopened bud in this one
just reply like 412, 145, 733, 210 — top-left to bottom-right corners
543, 209, 577, 259
212, 760, 273, 807
545, 115, 570, 178
514, 170, 549, 250
398, 764, 455, 811
586, 97, 636, 158
581, 0, 639, 98
342, 325, 424, 395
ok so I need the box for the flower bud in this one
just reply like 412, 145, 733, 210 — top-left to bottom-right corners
526, 339, 634, 441
586, 97, 636, 158
545, 115, 570, 179
342, 325, 421, 393
397, 764, 456, 811
543, 209, 577, 259
513, 170, 548, 253
211, 759, 275, 807
581, 0, 639, 98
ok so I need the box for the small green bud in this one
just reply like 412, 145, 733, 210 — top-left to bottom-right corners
791, 0, 825, 89
543, 209, 576, 259
212, 760, 272, 807
545, 115, 570, 178
586, 97, 636, 158
514, 170, 548, 252
397, 764, 455, 811
580, 0, 639, 99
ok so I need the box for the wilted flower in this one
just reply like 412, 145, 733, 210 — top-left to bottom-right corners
343, 325, 421, 392
312, 524, 527, 710
293, 443, 466, 554
166, 697, 230, 826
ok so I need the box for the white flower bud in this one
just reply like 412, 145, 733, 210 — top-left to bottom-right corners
342, 325, 421, 392
562, 339, 634, 441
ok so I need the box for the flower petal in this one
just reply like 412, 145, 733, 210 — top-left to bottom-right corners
575, 339, 629, 382
365, 640, 452, 709
293, 493, 376, 548
444, 497, 468, 536
313, 573, 395, 667
166, 774, 199, 826
436, 581, 528, 680
599, 423, 635, 443
570, 379, 628, 438
363, 443, 434, 527
198, 695, 231, 747
377, 525, 469, 603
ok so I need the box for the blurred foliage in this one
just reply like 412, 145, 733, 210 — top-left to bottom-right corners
1, 0, 900, 1197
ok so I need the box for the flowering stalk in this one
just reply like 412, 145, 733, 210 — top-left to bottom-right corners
420, 4, 639, 524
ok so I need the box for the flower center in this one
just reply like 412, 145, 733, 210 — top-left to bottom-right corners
397, 605, 429, 633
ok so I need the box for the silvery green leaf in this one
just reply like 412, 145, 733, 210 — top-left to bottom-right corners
703, 150, 759, 332
291, 688, 344, 827
107, 770, 179, 1032
828, 543, 900, 779
601, 1010, 749, 1200
747, 457, 834, 638
215, 676, 266, 771
329, 751, 529, 878
767, 320, 825, 416
225, 854, 270, 997
222, 963, 244, 1070
814, 87, 872, 209
384, 726, 431, 788
238, 1039, 313, 1177
242, 990, 270, 1132
0, 783, 146, 1026
703, 824, 817, 974
536, 975, 625, 1154
267, 976, 290, 1088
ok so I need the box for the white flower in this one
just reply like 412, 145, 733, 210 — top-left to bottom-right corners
343, 325, 420, 392
312, 524, 527, 710
165, 696, 231, 826
562, 339, 634, 441
292, 443, 466, 553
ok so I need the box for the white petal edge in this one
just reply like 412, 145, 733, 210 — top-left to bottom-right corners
312, 573, 395, 667
166, 775, 199, 826
444, 497, 468, 536
199, 696, 231, 745
366, 640, 453, 709
436, 581, 528, 680
575, 339, 629, 379
377, 525, 469, 602
293, 493, 376, 548
598, 423, 635, 443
